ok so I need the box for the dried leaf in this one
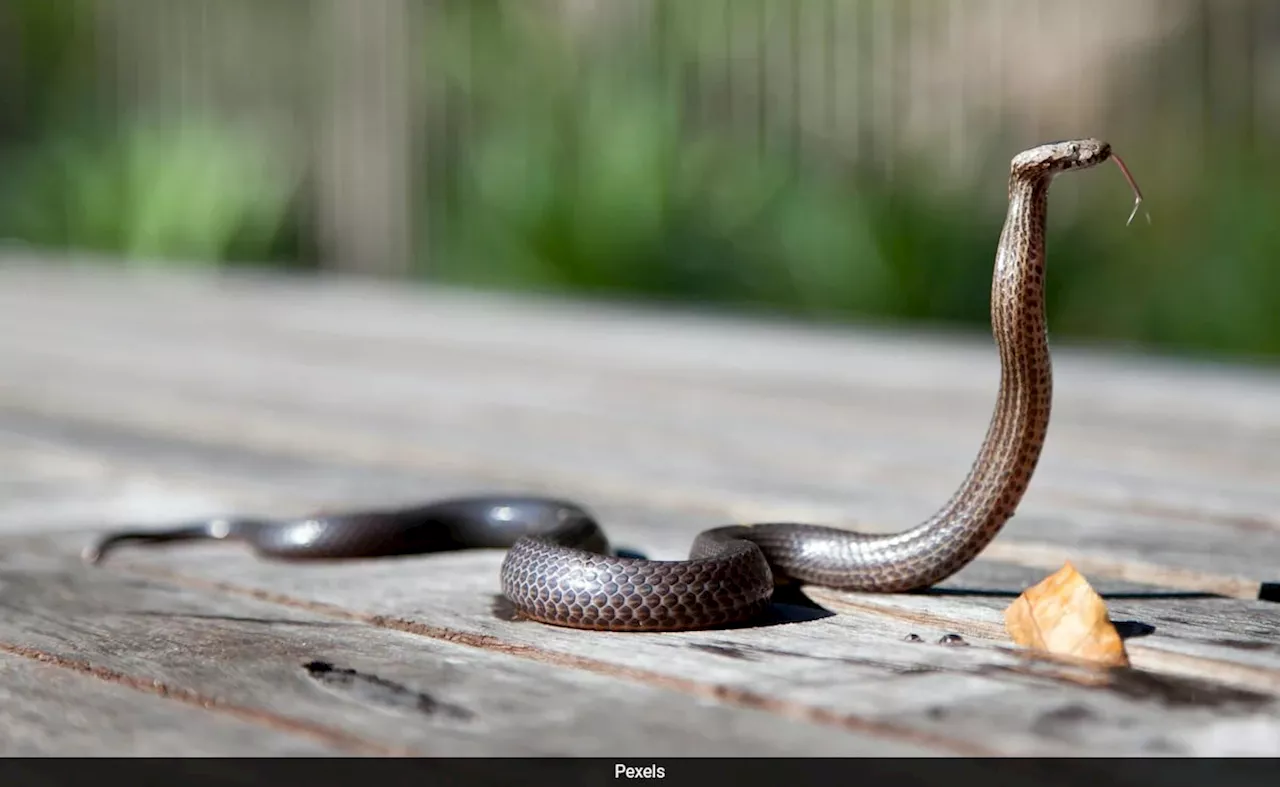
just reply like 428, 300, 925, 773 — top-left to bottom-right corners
1004, 561, 1129, 667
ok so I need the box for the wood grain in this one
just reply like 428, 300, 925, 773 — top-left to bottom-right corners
0, 651, 339, 756
1, 270, 1277, 574
1, 258, 1278, 756
1, 542, 939, 756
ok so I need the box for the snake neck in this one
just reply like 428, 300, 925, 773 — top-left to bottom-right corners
780, 172, 1054, 590
910, 173, 1053, 572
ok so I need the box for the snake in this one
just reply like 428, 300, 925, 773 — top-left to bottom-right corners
84, 139, 1144, 632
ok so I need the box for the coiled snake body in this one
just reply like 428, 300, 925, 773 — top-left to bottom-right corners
85, 139, 1143, 632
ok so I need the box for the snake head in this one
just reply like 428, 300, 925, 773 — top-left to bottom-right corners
1011, 138, 1112, 177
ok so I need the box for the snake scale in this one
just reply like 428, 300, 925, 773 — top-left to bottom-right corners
85, 139, 1144, 632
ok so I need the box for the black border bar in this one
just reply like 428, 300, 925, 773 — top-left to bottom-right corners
1, 757, 1275, 787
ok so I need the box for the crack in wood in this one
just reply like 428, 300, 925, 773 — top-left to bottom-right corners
683, 640, 942, 674
302, 660, 473, 720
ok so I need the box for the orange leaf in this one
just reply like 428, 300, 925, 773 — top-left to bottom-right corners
1004, 561, 1129, 667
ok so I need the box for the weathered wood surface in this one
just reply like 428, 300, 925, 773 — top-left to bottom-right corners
0, 257, 1278, 757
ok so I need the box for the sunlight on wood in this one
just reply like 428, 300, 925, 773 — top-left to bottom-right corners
1004, 562, 1130, 668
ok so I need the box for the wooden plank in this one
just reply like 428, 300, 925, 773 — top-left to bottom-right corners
3, 371, 1276, 601
43, 527, 1273, 756
0, 651, 339, 756
3, 261, 1278, 523
1, 339, 1272, 535
6, 428, 1277, 757
10, 398, 1270, 669
2, 310, 1277, 545
0, 541, 937, 757
6, 280, 1278, 470
831, 571, 1280, 679
2, 261, 1279, 756
3, 259, 1278, 435
94, 534, 1280, 683
0, 418, 241, 536
5, 467, 1279, 758
2, 405, 1272, 612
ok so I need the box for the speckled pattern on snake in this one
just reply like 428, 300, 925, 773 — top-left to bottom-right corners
84, 139, 1144, 632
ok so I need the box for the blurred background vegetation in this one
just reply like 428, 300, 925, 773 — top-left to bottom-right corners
1, 0, 1278, 361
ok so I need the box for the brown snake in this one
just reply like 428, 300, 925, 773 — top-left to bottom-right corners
85, 139, 1144, 632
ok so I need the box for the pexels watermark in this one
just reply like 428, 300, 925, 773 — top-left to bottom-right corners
614, 763, 666, 779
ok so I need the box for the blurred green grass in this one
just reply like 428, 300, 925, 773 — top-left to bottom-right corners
1, 0, 1277, 362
